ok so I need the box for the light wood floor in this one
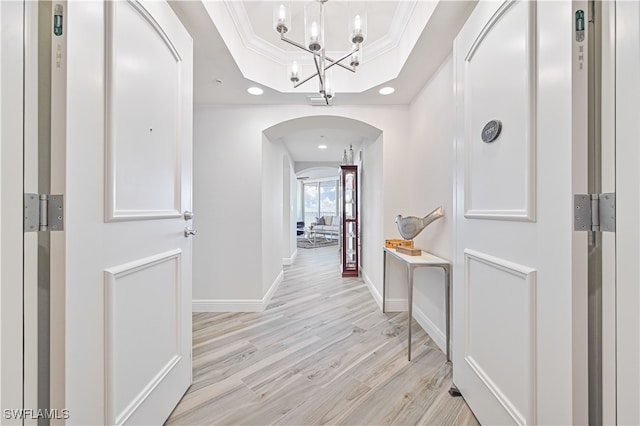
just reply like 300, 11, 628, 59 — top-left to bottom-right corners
166, 246, 479, 425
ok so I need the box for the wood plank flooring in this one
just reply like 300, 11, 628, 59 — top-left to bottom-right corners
166, 246, 479, 425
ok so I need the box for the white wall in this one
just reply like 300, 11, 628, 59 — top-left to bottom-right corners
296, 180, 303, 221
282, 156, 297, 266
192, 108, 264, 307
193, 105, 410, 311
408, 55, 454, 352
375, 56, 454, 354
289, 167, 297, 260
261, 135, 286, 296
359, 134, 384, 303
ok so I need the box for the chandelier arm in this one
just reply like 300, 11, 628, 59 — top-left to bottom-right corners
293, 71, 320, 88
323, 45, 360, 71
314, 55, 329, 104
313, 54, 325, 89
280, 33, 356, 73
324, 49, 358, 73
280, 34, 316, 55
324, 57, 355, 73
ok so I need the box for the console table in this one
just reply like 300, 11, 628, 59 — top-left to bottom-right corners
382, 247, 451, 362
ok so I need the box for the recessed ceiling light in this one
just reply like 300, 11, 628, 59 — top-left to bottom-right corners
247, 87, 263, 95
379, 86, 395, 95
318, 144, 328, 149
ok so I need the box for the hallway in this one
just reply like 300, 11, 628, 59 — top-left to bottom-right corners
167, 247, 478, 425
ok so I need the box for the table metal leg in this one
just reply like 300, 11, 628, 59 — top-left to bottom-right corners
443, 265, 451, 362
382, 250, 451, 363
407, 265, 414, 361
382, 250, 387, 313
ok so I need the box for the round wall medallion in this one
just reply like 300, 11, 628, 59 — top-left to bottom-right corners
481, 120, 502, 143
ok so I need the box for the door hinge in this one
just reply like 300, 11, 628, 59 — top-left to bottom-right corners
24, 194, 64, 232
574, 193, 615, 232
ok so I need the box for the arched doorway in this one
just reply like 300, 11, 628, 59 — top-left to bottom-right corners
262, 115, 382, 273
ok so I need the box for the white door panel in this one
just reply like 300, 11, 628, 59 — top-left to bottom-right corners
463, 250, 537, 425
616, 1, 640, 423
107, 0, 183, 220
64, 1, 193, 424
454, 1, 588, 424
463, 0, 536, 221
105, 250, 184, 425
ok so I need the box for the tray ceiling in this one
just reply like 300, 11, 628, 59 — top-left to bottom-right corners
170, 0, 476, 106
206, 0, 433, 94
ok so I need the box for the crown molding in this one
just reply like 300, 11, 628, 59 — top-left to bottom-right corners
209, 0, 435, 93
224, 0, 419, 67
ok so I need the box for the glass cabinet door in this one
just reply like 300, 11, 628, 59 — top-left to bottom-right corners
344, 172, 355, 219
341, 166, 358, 277
344, 221, 357, 269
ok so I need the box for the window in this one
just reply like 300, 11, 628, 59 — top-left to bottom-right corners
303, 179, 338, 225
303, 183, 318, 225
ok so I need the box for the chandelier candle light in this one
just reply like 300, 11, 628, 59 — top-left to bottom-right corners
274, 0, 366, 105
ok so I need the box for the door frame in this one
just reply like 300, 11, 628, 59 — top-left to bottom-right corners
0, 0, 25, 419
601, 1, 640, 424
599, 1, 616, 424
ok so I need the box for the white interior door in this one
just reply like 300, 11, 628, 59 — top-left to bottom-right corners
0, 1, 25, 421
453, 1, 589, 424
62, 1, 193, 424
615, 1, 640, 423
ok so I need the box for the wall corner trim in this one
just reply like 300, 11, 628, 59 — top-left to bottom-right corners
191, 270, 284, 313
192, 299, 263, 312
361, 267, 382, 310
282, 249, 298, 266
262, 269, 284, 309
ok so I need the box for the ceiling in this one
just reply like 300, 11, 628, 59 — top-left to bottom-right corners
281, 128, 361, 163
239, 1, 405, 55
263, 115, 383, 162
169, 0, 476, 162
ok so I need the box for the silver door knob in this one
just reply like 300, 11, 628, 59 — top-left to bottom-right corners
184, 210, 194, 220
184, 227, 197, 237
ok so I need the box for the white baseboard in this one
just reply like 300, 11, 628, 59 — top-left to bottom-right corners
412, 304, 446, 354
263, 270, 284, 308
192, 299, 263, 312
360, 267, 408, 312
384, 299, 408, 312
283, 249, 298, 266
360, 267, 382, 310
192, 270, 284, 313
359, 268, 446, 353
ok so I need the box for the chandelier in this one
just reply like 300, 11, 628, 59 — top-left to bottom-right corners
274, 0, 366, 105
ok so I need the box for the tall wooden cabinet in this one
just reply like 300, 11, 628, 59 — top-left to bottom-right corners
340, 165, 358, 277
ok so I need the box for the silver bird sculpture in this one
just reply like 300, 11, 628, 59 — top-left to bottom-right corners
395, 206, 444, 240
